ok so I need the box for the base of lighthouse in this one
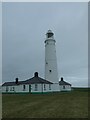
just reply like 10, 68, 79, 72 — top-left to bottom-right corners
51, 83, 60, 92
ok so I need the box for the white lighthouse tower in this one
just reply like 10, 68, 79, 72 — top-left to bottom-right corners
44, 30, 58, 83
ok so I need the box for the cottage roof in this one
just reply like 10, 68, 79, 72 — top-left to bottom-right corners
59, 80, 71, 86
23, 77, 53, 84
59, 77, 71, 86
2, 81, 23, 86
2, 72, 53, 86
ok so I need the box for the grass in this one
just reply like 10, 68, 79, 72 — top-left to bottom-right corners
2, 89, 88, 118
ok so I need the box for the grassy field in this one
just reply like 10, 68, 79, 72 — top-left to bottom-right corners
2, 89, 88, 118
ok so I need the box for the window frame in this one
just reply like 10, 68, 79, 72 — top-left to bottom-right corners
44, 84, 46, 91
63, 85, 65, 89
49, 84, 51, 90
35, 84, 38, 91
6, 86, 9, 92
10, 86, 15, 91
23, 85, 26, 91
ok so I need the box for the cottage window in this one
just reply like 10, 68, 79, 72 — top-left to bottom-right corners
44, 84, 46, 90
63, 86, 65, 89
10, 87, 15, 91
10, 87, 12, 91
35, 84, 38, 91
6, 86, 8, 92
49, 84, 51, 90
23, 85, 26, 91
12, 87, 15, 91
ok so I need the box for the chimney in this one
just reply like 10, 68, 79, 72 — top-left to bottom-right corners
34, 72, 38, 77
15, 78, 18, 84
61, 77, 63, 81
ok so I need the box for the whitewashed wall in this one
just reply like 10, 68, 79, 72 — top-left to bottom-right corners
31, 84, 42, 93
42, 84, 52, 92
2, 84, 71, 93
2, 86, 6, 92
15, 85, 29, 93
59, 85, 71, 91
45, 39, 58, 83
2, 85, 29, 93
2, 84, 53, 93
31, 84, 53, 93
51, 83, 60, 92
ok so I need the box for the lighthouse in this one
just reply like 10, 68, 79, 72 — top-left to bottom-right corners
44, 30, 58, 83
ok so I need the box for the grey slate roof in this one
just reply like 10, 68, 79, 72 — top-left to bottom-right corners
23, 77, 53, 84
2, 81, 24, 86
2, 76, 53, 86
59, 80, 71, 86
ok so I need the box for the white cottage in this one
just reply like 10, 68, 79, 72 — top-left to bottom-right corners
59, 77, 71, 91
2, 73, 71, 93
2, 72, 53, 94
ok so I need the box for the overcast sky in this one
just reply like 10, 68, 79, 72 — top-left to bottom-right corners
2, 2, 88, 87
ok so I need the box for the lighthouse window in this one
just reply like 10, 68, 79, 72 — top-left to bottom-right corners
46, 62, 48, 64
47, 33, 53, 38
49, 70, 52, 72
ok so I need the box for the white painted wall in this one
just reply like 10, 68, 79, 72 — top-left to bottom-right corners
2, 86, 6, 92
2, 85, 29, 93
31, 84, 53, 93
15, 85, 29, 93
42, 84, 52, 92
51, 83, 60, 92
31, 84, 42, 93
59, 85, 71, 91
2, 84, 71, 93
2, 84, 53, 93
45, 35, 58, 83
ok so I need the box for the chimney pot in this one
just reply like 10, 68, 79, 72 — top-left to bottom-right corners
15, 78, 18, 84
34, 72, 38, 77
61, 77, 63, 81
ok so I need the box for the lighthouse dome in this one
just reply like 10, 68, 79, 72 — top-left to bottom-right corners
47, 30, 53, 33
46, 30, 54, 38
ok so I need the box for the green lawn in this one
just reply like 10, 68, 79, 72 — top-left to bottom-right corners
2, 89, 88, 118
